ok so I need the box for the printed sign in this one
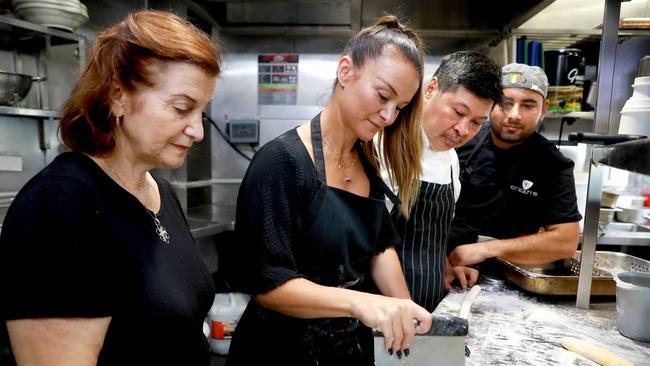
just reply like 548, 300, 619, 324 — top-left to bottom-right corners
258, 54, 299, 105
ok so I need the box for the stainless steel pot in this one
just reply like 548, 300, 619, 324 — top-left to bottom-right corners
613, 271, 650, 342
0, 71, 45, 106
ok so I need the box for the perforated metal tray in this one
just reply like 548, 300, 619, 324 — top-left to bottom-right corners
497, 251, 650, 295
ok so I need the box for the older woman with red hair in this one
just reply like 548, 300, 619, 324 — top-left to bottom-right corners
0, 10, 220, 365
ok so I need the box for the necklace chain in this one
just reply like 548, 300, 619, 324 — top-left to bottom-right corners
106, 163, 171, 244
322, 138, 357, 175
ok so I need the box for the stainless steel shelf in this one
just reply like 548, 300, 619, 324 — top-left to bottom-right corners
546, 111, 594, 120
171, 178, 243, 189
0, 106, 58, 118
0, 14, 84, 43
598, 231, 650, 246
188, 217, 235, 238
513, 28, 650, 49
186, 204, 236, 238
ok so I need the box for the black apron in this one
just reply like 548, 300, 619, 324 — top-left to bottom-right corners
227, 114, 399, 366
449, 129, 525, 247
396, 167, 455, 312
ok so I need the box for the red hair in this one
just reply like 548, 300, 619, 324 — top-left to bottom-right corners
59, 10, 221, 155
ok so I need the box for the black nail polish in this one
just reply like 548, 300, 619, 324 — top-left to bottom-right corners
388, 349, 393, 355
404, 348, 410, 357
396, 350, 402, 359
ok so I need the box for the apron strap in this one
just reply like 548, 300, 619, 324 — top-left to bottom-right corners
310, 113, 327, 182
450, 165, 455, 199
355, 144, 401, 208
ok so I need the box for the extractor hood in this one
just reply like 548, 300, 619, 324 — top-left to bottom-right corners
194, 0, 555, 52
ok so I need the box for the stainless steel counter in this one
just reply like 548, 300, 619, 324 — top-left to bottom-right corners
434, 275, 650, 365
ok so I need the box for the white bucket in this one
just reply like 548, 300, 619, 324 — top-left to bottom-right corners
207, 292, 250, 355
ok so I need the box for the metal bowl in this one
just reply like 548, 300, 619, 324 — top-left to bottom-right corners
0, 71, 35, 106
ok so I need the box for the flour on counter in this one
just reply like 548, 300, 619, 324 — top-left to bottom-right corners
434, 275, 650, 365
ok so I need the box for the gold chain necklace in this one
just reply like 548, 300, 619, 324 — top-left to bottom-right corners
106, 164, 171, 244
322, 137, 356, 183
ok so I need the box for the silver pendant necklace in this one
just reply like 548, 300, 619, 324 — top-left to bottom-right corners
106, 164, 171, 245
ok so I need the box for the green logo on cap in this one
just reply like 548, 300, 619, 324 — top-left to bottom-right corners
508, 72, 523, 84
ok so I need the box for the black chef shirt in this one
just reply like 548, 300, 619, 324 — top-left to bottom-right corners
448, 124, 582, 248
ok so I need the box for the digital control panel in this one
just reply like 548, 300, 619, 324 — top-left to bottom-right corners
226, 119, 260, 144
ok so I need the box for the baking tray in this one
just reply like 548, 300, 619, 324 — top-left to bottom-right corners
497, 251, 650, 295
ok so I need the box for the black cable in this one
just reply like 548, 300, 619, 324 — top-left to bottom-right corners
202, 113, 254, 162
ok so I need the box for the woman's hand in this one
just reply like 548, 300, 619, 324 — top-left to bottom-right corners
351, 293, 432, 356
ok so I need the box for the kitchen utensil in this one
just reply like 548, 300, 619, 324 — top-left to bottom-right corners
568, 132, 647, 145
373, 314, 468, 366
496, 251, 650, 295
612, 271, 650, 342
374, 287, 480, 365
601, 190, 620, 209
599, 207, 619, 223
617, 195, 648, 208
615, 206, 650, 225
13, 1, 89, 32
0, 71, 43, 106
560, 337, 633, 366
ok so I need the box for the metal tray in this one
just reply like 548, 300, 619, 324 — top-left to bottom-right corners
497, 251, 650, 295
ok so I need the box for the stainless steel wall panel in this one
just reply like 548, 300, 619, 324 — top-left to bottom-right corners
0, 117, 46, 193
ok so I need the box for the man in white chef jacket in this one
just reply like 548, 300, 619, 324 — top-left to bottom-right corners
388, 51, 503, 311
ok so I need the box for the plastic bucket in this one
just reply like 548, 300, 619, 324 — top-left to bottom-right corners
207, 293, 250, 355
613, 271, 650, 342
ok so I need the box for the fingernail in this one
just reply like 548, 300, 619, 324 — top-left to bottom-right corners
396, 350, 402, 359
405, 348, 410, 357
388, 349, 393, 355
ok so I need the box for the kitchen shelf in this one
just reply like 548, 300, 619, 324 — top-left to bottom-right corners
597, 231, 650, 246
186, 204, 236, 238
0, 14, 84, 46
0, 106, 58, 118
546, 111, 594, 120
171, 178, 243, 189
511, 28, 650, 50
188, 216, 235, 238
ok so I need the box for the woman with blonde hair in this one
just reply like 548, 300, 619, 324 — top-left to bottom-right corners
227, 15, 431, 365
0, 10, 220, 365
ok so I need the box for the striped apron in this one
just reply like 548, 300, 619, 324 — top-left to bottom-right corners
395, 168, 455, 312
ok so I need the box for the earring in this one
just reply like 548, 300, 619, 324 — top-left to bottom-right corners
115, 115, 121, 126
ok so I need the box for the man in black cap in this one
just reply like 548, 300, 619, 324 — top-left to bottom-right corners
447, 63, 582, 268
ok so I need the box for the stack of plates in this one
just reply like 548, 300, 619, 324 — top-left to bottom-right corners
12, 0, 88, 32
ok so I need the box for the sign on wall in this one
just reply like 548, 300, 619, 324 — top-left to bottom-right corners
258, 54, 298, 105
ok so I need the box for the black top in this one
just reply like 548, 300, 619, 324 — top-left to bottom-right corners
448, 125, 582, 247
227, 121, 399, 365
0, 152, 215, 365
229, 127, 399, 295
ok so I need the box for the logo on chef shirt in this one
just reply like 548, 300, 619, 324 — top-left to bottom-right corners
510, 179, 538, 197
